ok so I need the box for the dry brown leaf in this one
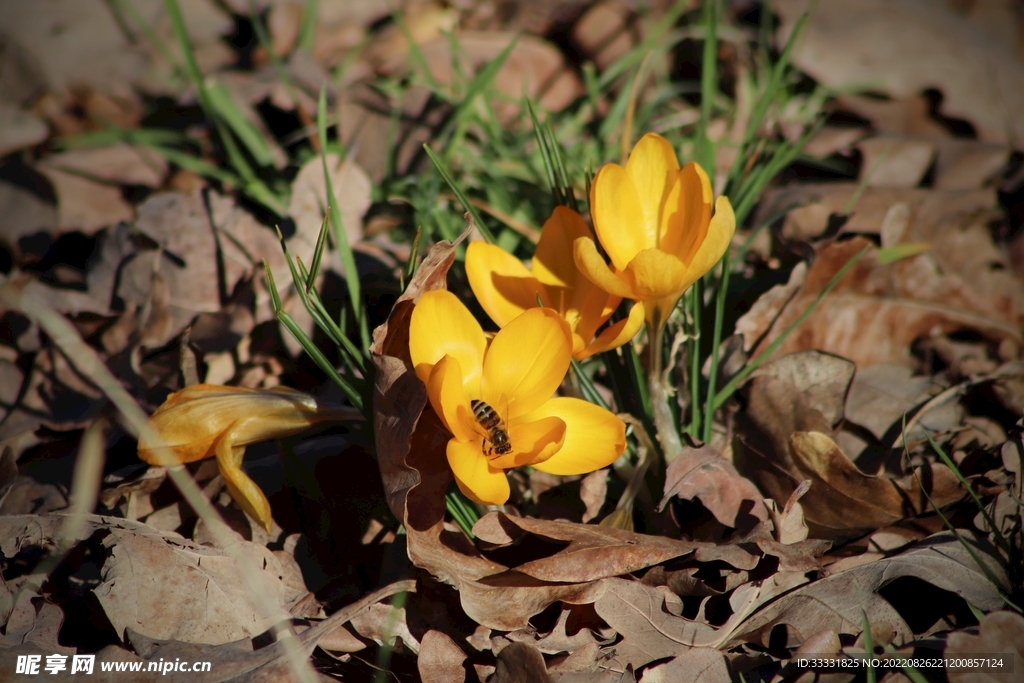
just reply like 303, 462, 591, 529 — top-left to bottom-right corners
836, 94, 952, 140
734, 350, 963, 539
802, 126, 869, 158
789, 431, 962, 538
736, 238, 1023, 368
657, 444, 766, 528
288, 153, 372, 253
34, 165, 133, 234
116, 192, 223, 348
573, 1, 644, 71
857, 135, 936, 189
0, 102, 48, 156
41, 144, 168, 187
0, 181, 57, 253
0, 586, 74, 654
370, 236, 462, 523
418, 630, 468, 683
516, 606, 599, 656
729, 530, 1008, 650
775, 0, 1024, 146
267, 2, 302, 57
945, 611, 1024, 683
350, 601, 419, 653
410, 513, 605, 631
932, 138, 1011, 191
595, 575, 798, 671
93, 525, 296, 645
0, 340, 104, 461
474, 513, 703, 582
638, 647, 736, 683
395, 32, 584, 119
315, 624, 365, 653
756, 183, 994, 243
364, 1, 460, 70
490, 641, 552, 683
844, 364, 963, 444
207, 192, 287, 324
579, 469, 608, 523
121, 579, 414, 682
0, 0, 149, 92
767, 479, 811, 545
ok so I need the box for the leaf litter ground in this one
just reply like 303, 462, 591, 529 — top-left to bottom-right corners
1, 1, 1024, 682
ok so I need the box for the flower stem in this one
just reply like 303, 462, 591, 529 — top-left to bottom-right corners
648, 309, 684, 463
687, 282, 702, 439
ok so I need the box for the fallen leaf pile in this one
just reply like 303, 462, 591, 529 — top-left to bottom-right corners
2, 1, 1023, 681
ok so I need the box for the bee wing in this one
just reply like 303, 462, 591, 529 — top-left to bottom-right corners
498, 394, 511, 428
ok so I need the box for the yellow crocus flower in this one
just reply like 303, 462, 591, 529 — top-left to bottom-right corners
466, 206, 644, 360
573, 133, 736, 331
137, 384, 356, 532
409, 290, 626, 505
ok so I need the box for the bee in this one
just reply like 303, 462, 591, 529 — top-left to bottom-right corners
471, 399, 511, 457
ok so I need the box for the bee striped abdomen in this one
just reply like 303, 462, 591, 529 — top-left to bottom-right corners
471, 399, 512, 456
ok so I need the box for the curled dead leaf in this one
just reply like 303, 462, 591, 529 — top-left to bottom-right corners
657, 444, 766, 528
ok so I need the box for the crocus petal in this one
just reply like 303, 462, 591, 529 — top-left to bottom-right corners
590, 163, 649, 270
425, 355, 478, 443
573, 237, 635, 299
622, 248, 688, 299
626, 133, 680, 250
532, 206, 591, 289
527, 397, 626, 475
572, 282, 619, 354
660, 161, 713, 259
580, 300, 645, 360
447, 438, 511, 505
215, 430, 273, 532
409, 289, 486, 396
137, 384, 346, 466
679, 195, 736, 292
489, 416, 566, 469
466, 241, 545, 327
481, 308, 571, 419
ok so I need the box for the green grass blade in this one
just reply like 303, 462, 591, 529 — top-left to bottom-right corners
248, 0, 303, 108
264, 261, 364, 410
902, 418, 1021, 613
109, 0, 186, 85
861, 610, 877, 683
702, 249, 730, 443
527, 100, 563, 206
306, 214, 330, 293
445, 489, 478, 538
297, 0, 317, 52
693, 0, 718, 174
423, 144, 495, 243
205, 80, 277, 168
281, 236, 366, 375
449, 36, 518, 129
923, 429, 1011, 556
405, 226, 422, 284
570, 358, 610, 410
687, 284, 702, 438
317, 86, 370, 352
164, 0, 286, 214
726, 11, 809, 190
712, 245, 870, 411
390, 5, 441, 91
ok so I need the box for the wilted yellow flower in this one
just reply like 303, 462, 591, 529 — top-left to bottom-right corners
574, 133, 736, 330
137, 384, 356, 532
409, 290, 626, 505
466, 206, 644, 360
